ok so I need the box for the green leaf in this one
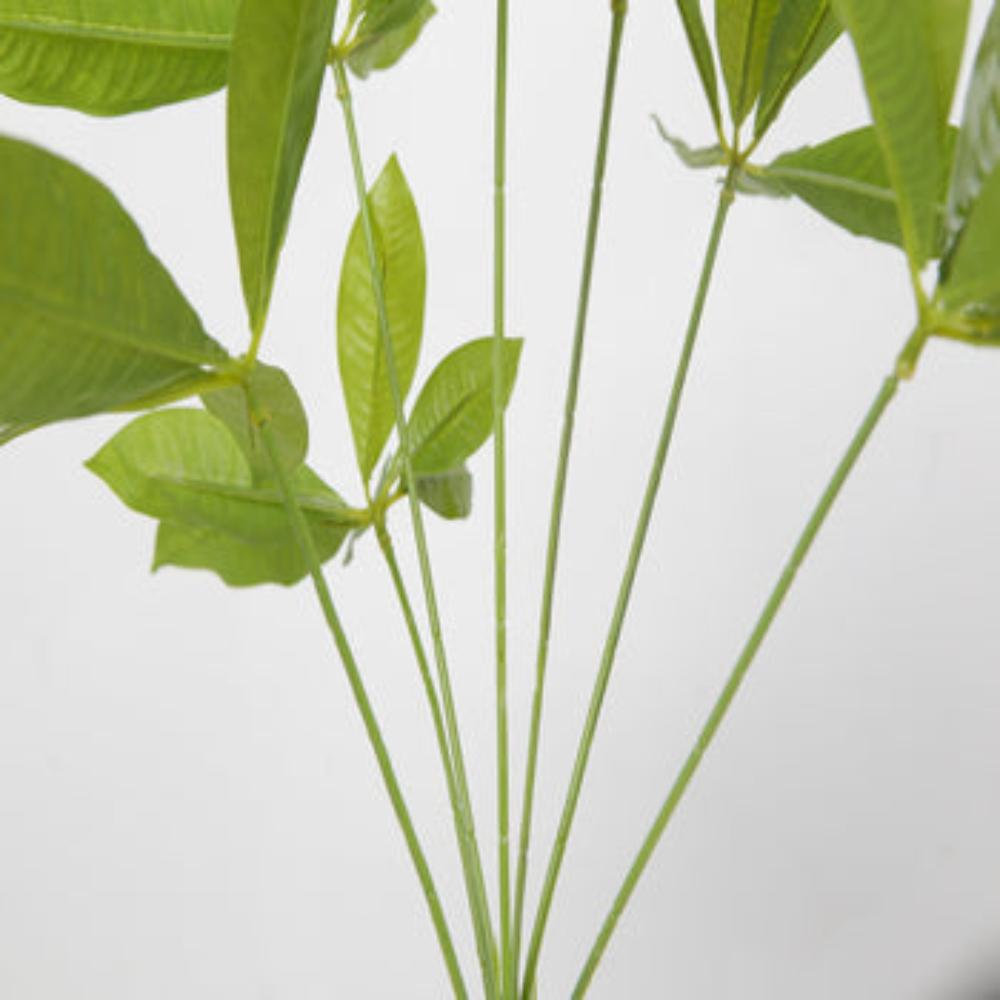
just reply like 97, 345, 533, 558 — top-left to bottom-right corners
920, 0, 972, 130
945, 3, 1000, 249
755, 1, 842, 138
715, 0, 782, 127
0, 0, 237, 115
227, 0, 339, 336
202, 363, 308, 481
407, 337, 522, 476
675, 0, 722, 131
831, 0, 953, 269
153, 465, 350, 587
87, 409, 352, 544
0, 136, 229, 442
940, 164, 1000, 312
415, 465, 472, 520
347, 0, 435, 79
652, 116, 727, 169
337, 155, 426, 482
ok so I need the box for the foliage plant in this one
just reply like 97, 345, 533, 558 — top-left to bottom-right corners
2, 0, 999, 995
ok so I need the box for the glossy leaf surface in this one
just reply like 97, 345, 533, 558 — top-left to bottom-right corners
228, 0, 338, 335
715, 0, 781, 127
0, 0, 237, 115
675, 0, 722, 129
415, 465, 472, 520
338, 155, 425, 482
407, 337, 522, 476
0, 137, 228, 441
347, 0, 434, 79
940, 164, 1000, 312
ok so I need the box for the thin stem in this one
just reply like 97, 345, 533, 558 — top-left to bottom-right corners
512, 5, 628, 988
572, 372, 900, 996
522, 165, 737, 997
493, 0, 512, 996
250, 400, 468, 1000
332, 61, 499, 998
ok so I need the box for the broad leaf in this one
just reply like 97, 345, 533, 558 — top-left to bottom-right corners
675, 0, 722, 130
347, 0, 435, 79
715, 0, 781, 127
415, 465, 472, 520
920, 0, 972, 130
653, 116, 727, 169
87, 409, 352, 544
153, 467, 350, 587
338, 155, 425, 482
0, 0, 237, 115
202, 363, 308, 481
0, 136, 228, 442
832, 0, 951, 269
755, 1, 842, 138
945, 3, 1000, 249
940, 164, 1000, 312
227, 0, 338, 336
407, 337, 522, 476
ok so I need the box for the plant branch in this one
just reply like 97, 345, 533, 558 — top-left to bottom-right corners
572, 372, 900, 995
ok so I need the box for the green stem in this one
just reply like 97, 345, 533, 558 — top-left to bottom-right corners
250, 399, 468, 1000
572, 372, 900, 996
521, 165, 737, 997
493, 0, 512, 996
332, 60, 499, 998
512, 6, 627, 987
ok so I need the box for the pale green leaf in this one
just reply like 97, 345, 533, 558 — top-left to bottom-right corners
652, 115, 726, 169
347, 0, 434, 79
920, 0, 972, 129
0, 136, 228, 442
202, 363, 308, 481
675, 0, 722, 130
415, 464, 472, 520
940, 164, 1000, 312
715, 0, 781, 127
227, 0, 338, 336
337, 155, 425, 482
0, 0, 237, 115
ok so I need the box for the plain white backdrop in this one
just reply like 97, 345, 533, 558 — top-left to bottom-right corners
2, 1, 999, 997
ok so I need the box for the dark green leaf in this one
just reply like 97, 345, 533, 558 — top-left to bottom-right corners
0, 136, 229, 442
415, 465, 472, 520
407, 338, 522, 476
652, 116, 727, 169
675, 0, 722, 130
0, 0, 237, 115
338, 155, 426, 482
202, 363, 308, 481
347, 0, 435, 79
227, 0, 338, 336
940, 164, 1000, 312
715, 0, 781, 127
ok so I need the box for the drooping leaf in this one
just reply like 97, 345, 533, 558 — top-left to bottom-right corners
337, 155, 426, 482
755, 1, 842, 138
652, 116, 727, 169
227, 0, 339, 336
675, 0, 722, 130
347, 0, 435, 79
153, 466, 351, 587
715, 0, 781, 127
944, 3, 1000, 249
764, 126, 958, 253
415, 465, 472, 520
0, 0, 237, 115
940, 164, 1000, 313
406, 338, 522, 476
202, 363, 308, 481
87, 409, 352, 544
0, 136, 229, 442
831, 0, 951, 269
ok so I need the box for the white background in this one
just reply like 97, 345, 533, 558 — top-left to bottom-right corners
2, 2, 1000, 997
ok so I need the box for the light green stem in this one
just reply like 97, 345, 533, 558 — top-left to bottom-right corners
250, 399, 468, 1000
512, 6, 628, 988
493, 0, 512, 996
572, 372, 900, 995
522, 165, 737, 997
332, 60, 499, 998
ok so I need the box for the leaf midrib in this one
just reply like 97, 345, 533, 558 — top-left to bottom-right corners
0, 14, 230, 50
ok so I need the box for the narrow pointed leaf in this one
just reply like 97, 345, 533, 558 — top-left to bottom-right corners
0, 0, 237, 115
675, 0, 722, 130
227, 0, 339, 336
415, 464, 472, 520
755, 1, 842, 138
920, 0, 972, 130
347, 0, 435, 79
407, 337, 522, 476
653, 116, 727, 169
337, 155, 425, 482
0, 137, 228, 442
940, 164, 1000, 312
202, 363, 308, 481
715, 0, 781, 127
